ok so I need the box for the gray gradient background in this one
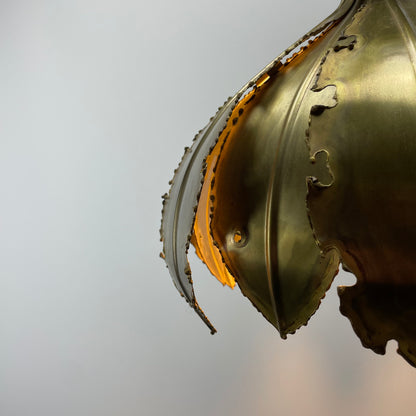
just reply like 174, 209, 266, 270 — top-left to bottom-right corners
1, 0, 415, 415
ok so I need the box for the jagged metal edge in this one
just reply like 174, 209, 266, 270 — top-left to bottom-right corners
304, 3, 366, 330
308, 0, 416, 366
160, 0, 358, 334
273, 3, 364, 336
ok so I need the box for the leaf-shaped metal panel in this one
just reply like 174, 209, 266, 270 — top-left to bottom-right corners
160, 0, 357, 333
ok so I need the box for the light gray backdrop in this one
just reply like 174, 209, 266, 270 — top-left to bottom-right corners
0, 0, 415, 415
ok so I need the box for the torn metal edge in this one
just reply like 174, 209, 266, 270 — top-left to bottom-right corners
160, 0, 359, 334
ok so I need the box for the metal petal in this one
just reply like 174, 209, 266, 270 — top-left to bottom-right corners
160, 0, 358, 333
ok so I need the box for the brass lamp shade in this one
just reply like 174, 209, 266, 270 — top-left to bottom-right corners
161, 0, 416, 366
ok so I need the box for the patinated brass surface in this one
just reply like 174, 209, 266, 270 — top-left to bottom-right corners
161, 0, 416, 366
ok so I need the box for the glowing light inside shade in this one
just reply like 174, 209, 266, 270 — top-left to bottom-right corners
191, 73, 271, 288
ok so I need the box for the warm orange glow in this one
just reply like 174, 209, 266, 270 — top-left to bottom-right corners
191, 129, 236, 287
191, 37, 326, 289
233, 231, 242, 244
191, 74, 272, 288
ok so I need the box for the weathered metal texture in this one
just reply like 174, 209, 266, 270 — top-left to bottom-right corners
161, 0, 416, 366
307, 0, 416, 365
